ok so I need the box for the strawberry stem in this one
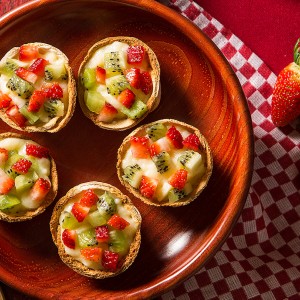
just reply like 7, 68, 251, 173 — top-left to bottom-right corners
294, 38, 300, 65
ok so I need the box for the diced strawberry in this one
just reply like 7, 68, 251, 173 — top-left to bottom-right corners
15, 67, 38, 84
166, 126, 183, 149
140, 71, 153, 95
139, 175, 158, 199
62, 229, 76, 249
28, 58, 48, 76
42, 83, 63, 99
0, 91, 12, 109
130, 136, 150, 159
11, 158, 32, 174
168, 169, 188, 190
26, 143, 49, 158
0, 169, 15, 195
107, 214, 130, 230
97, 103, 118, 122
80, 247, 102, 262
149, 137, 171, 157
102, 250, 119, 272
5, 105, 27, 127
79, 189, 98, 207
124, 68, 141, 89
19, 44, 39, 62
183, 134, 201, 151
96, 66, 106, 84
30, 178, 51, 202
127, 45, 145, 65
71, 202, 89, 222
0, 148, 9, 167
95, 225, 109, 243
117, 89, 135, 109
28, 90, 46, 112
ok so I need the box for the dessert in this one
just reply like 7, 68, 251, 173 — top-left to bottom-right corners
0, 133, 58, 221
50, 182, 141, 278
78, 36, 161, 130
117, 119, 213, 206
0, 43, 76, 132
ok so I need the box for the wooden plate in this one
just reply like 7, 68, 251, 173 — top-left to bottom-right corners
0, 0, 254, 299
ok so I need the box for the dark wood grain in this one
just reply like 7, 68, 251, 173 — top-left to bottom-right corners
0, 0, 253, 299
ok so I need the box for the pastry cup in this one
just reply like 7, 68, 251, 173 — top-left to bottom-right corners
78, 36, 161, 131
117, 119, 213, 207
50, 181, 142, 279
0, 132, 58, 222
0, 42, 76, 132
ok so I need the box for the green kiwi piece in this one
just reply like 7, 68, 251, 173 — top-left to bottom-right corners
6, 74, 34, 99
97, 192, 116, 217
106, 75, 130, 96
0, 195, 21, 210
78, 229, 98, 248
120, 100, 147, 120
146, 123, 167, 141
45, 64, 68, 81
122, 164, 143, 188
152, 151, 171, 174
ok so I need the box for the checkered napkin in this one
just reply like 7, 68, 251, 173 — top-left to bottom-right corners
157, 1, 300, 299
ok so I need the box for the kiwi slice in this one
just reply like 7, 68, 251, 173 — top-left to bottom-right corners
15, 171, 38, 193
61, 211, 80, 230
0, 195, 21, 210
44, 99, 64, 118
109, 230, 129, 256
19, 105, 40, 124
84, 90, 105, 113
178, 150, 203, 173
104, 51, 125, 76
78, 229, 98, 248
44, 64, 68, 81
0, 58, 27, 76
120, 100, 147, 120
152, 151, 171, 174
6, 74, 34, 99
86, 210, 107, 227
97, 192, 116, 217
168, 183, 193, 203
146, 123, 167, 142
106, 75, 130, 96
4, 153, 24, 179
122, 164, 143, 188
81, 68, 97, 90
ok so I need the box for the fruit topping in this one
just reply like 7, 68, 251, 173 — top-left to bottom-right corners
62, 229, 76, 249
139, 175, 158, 199
44, 64, 67, 81
122, 164, 143, 188
146, 123, 167, 142
120, 100, 147, 120
15, 171, 38, 194
11, 158, 32, 174
19, 44, 38, 62
106, 74, 130, 96
104, 51, 125, 76
87, 210, 107, 227
183, 133, 201, 151
84, 90, 105, 113
0, 169, 15, 195
15, 67, 38, 84
78, 229, 97, 248
107, 214, 129, 230
130, 136, 150, 159
166, 126, 183, 149
42, 83, 63, 99
168, 169, 188, 190
0, 92, 12, 109
61, 211, 79, 229
109, 230, 129, 256
97, 103, 118, 122
28, 90, 46, 112
140, 71, 153, 95
102, 250, 119, 272
127, 45, 145, 65
0, 195, 20, 210
95, 225, 109, 243
124, 68, 141, 89
71, 202, 90, 222
97, 192, 116, 217
178, 150, 203, 173
6, 74, 34, 99
96, 66, 106, 84
26, 143, 49, 158
44, 99, 64, 118
152, 151, 171, 174
5, 105, 27, 127
0, 148, 9, 167
28, 58, 49, 76
117, 89, 135, 109
80, 247, 102, 262
79, 189, 99, 207
30, 178, 51, 202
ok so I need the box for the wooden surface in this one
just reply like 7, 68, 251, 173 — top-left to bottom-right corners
0, 0, 253, 299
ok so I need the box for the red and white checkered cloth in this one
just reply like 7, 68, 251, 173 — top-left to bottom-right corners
157, 1, 300, 299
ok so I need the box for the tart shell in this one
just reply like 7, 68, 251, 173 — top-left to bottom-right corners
49, 181, 142, 279
0, 132, 58, 222
0, 42, 76, 133
78, 36, 161, 131
117, 119, 213, 207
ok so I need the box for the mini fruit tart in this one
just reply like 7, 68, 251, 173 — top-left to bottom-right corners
0, 133, 58, 221
78, 36, 161, 130
0, 43, 76, 132
117, 119, 213, 207
50, 182, 141, 279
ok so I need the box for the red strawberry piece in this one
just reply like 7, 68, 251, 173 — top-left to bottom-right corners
183, 133, 201, 151
15, 67, 38, 84
0, 148, 9, 166
140, 71, 153, 95
168, 169, 188, 190
79, 189, 98, 207
5, 105, 27, 127
95, 225, 109, 243
166, 126, 183, 149
26, 143, 49, 158
42, 83, 63, 99
62, 229, 76, 249
107, 214, 130, 230
0, 169, 15, 195
97, 103, 118, 122
130, 136, 150, 159
117, 89, 135, 109
149, 137, 171, 157
102, 250, 119, 272
0, 91, 12, 109
139, 175, 158, 199
11, 158, 32, 174
80, 247, 102, 262
124, 68, 141, 89
28, 58, 48, 76
127, 45, 145, 65
28, 90, 46, 112
71, 202, 89, 222
19, 44, 39, 62
30, 178, 51, 202
96, 66, 106, 84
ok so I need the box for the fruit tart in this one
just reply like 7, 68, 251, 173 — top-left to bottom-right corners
50, 182, 141, 279
0, 43, 76, 132
0, 133, 58, 221
117, 119, 213, 207
78, 36, 161, 130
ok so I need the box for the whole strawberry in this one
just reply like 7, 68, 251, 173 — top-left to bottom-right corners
271, 38, 300, 127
